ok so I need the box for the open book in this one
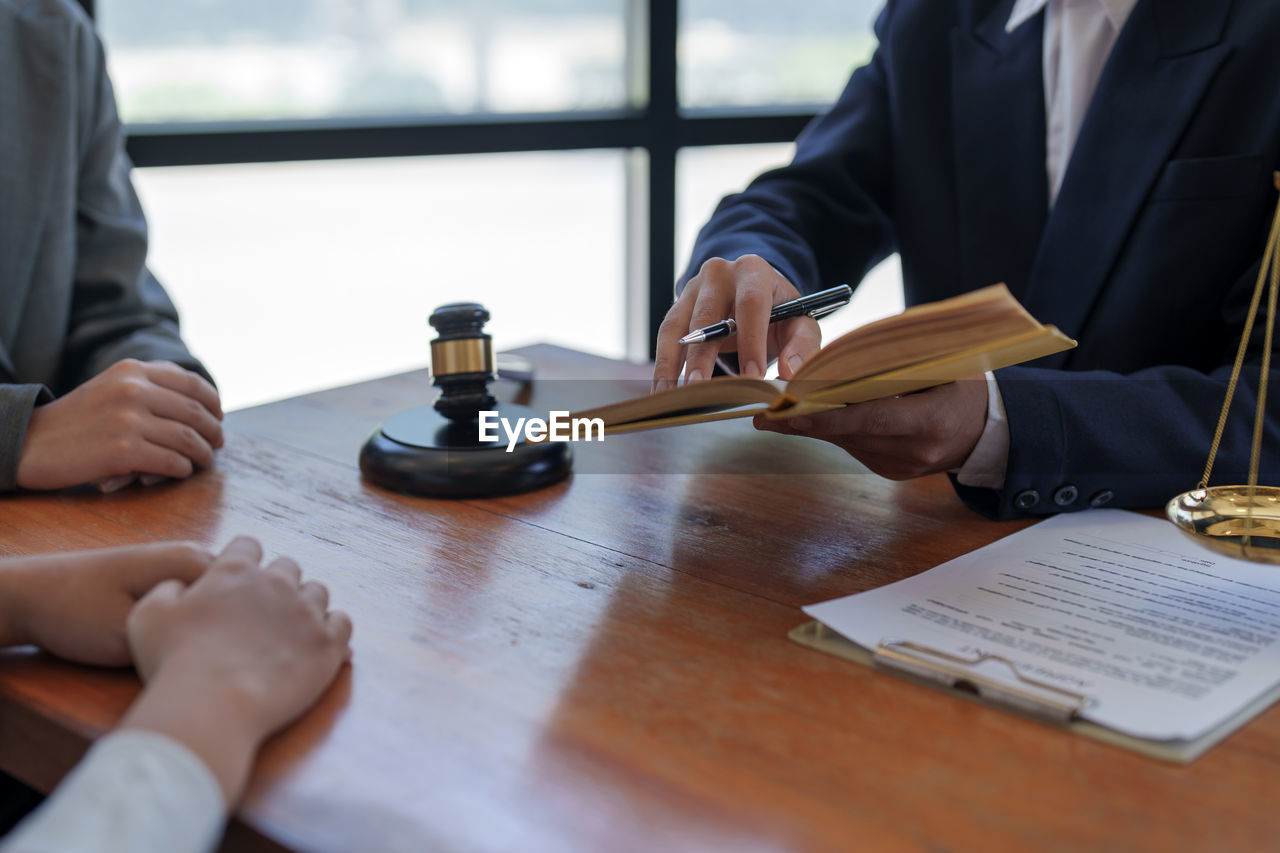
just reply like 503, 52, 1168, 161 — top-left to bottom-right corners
575, 284, 1075, 435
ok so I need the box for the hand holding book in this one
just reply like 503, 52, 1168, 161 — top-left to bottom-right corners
581, 282, 1074, 478
752, 372, 992, 480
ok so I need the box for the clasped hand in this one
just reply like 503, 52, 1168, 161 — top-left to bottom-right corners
0, 538, 353, 803
0, 539, 350, 681
16, 359, 224, 491
655, 255, 989, 479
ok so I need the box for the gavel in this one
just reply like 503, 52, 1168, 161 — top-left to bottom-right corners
357, 302, 571, 497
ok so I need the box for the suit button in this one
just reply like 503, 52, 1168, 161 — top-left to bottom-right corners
1013, 489, 1040, 510
1053, 485, 1078, 506
1089, 489, 1114, 507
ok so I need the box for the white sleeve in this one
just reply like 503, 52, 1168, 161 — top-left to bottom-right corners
954, 371, 1009, 490
0, 731, 225, 853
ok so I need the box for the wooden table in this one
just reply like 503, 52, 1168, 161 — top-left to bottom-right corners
1, 345, 1278, 852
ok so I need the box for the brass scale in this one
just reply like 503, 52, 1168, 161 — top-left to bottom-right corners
1167, 173, 1280, 562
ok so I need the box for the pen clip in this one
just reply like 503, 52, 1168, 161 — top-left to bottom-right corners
773, 284, 853, 322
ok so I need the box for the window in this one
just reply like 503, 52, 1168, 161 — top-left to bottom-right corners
679, 0, 879, 108
96, 1, 892, 406
98, 1, 632, 123
134, 152, 625, 410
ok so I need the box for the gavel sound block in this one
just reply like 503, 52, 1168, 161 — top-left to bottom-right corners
358, 303, 572, 497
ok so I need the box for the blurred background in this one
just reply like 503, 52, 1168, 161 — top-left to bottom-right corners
93, 0, 903, 410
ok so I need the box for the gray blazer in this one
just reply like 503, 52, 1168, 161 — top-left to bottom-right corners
0, 0, 209, 491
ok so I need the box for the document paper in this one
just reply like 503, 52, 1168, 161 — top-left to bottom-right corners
804, 510, 1280, 742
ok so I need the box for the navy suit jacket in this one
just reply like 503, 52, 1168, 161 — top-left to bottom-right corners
682, 0, 1280, 519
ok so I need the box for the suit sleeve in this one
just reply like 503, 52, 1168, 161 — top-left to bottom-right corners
60, 21, 212, 389
955, 257, 1280, 519
0, 385, 53, 492
678, 3, 899, 297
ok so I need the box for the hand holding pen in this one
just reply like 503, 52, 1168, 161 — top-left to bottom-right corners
653, 254, 851, 391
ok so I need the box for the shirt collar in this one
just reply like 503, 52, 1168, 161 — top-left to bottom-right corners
1006, 0, 1048, 33
1006, 0, 1142, 34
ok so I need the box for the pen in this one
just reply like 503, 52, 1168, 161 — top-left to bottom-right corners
677, 284, 854, 345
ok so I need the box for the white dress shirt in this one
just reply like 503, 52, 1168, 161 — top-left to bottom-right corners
955, 0, 1139, 490
0, 731, 224, 853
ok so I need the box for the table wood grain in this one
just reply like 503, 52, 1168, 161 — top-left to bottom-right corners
2, 344, 1278, 852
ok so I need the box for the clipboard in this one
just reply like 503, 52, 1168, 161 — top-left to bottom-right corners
788, 619, 1280, 763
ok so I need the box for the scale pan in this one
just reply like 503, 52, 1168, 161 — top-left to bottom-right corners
1166, 485, 1280, 564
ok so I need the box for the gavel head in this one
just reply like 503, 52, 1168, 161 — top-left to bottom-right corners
429, 302, 497, 421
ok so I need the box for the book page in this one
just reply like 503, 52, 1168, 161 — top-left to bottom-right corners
788, 284, 1044, 385
782, 326, 1074, 407
572, 376, 783, 426
804, 511, 1280, 742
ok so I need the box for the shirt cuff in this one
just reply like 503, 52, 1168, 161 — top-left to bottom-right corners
954, 371, 1009, 490
0, 730, 225, 853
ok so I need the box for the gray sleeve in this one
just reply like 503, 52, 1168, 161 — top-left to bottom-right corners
60, 20, 213, 388
0, 384, 52, 492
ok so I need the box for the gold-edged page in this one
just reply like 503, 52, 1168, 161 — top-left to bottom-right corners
598, 403, 779, 435
790, 283, 1042, 386
782, 325, 1074, 409
572, 376, 784, 428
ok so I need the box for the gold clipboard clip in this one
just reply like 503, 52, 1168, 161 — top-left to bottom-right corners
873, 639, 1090, 724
